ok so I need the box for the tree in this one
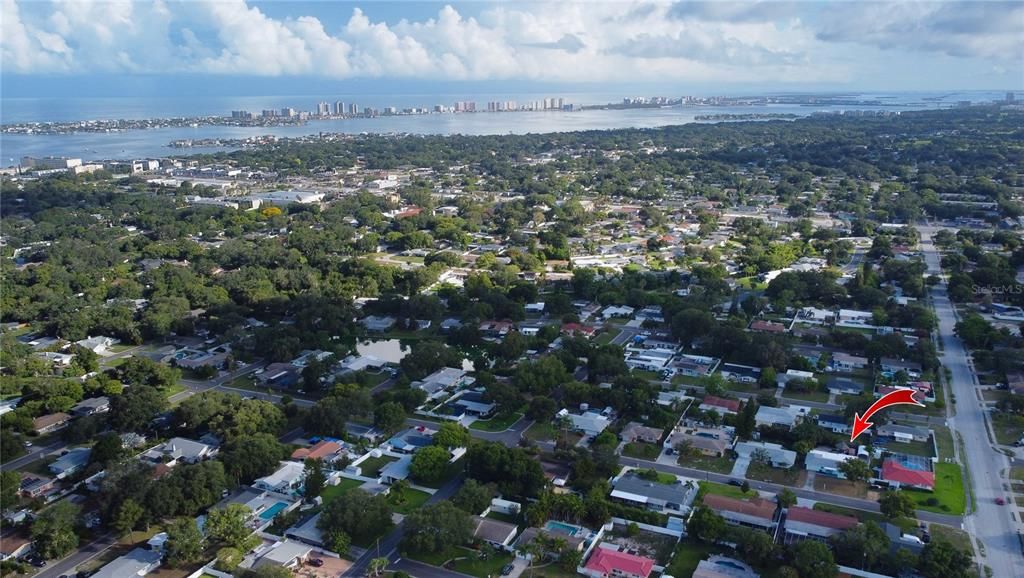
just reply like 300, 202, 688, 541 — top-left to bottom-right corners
324, 528, 351, 555
686, 507, 725, 542
410, 445, 451, 484
109, 385, 167, 432
777, 488, 797, 508
304, 459, 326, 500
790, 539, 837, 578
838, 458, 872, 482
434, 422, 472, 449
878, 490, 916, 519
527, 396, 557, 421
165, 518, 204, 568
32, 501, 81, 559
831, 522, 890, 570
112, 498, 146, 539
318, 490, 393, 544
0, 470, 20, 510
737, 527, 776, 567
402, 502, 472, 553
305, 396, 350, 438
207, 504, 258, 551
374, 401, 407, 434
220, 433, 287, 484
452, 479, 495, 514
918, 539, 972, 578
736, 399, 758, 440
369, 557, 390, 577
466, 442, 546, 498
484, 380, 523, 414
90, 432, 125, 466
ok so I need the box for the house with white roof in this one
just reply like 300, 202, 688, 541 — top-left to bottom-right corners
734, 441, 796, 469
805, 449, 858, 479
754, 406, 803, 430
253, 461, 306, 496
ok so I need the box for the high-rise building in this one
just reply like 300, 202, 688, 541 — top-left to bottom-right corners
334, 101, 346, 115
261, 109, 277, 118
349, 103, 359, 115
280, 107, 296, 117
317, 102, 330, 116
1007, 92, 1016, 103
557, 98, 564, 109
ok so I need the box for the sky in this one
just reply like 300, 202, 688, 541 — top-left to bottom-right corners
2, 0, 1022, 97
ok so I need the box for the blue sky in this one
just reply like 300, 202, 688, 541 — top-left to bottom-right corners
2, 1, 1021, 97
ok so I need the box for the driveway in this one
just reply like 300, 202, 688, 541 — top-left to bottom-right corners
730, 456, 751, 478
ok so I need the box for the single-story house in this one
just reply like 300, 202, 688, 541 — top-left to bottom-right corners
91, 547, 161, 578
719, 363, 761, 384
625, 349, 675, 372
0, 534, 32, 562
815, 414, 850, 435
876, 424, 930, 443
733, 441, 796, 469
825, 377, 865, 396
699, 396, 741, 415
620, 422, 664, 444
675, 355, 719, 378
777, 369, 815, 387
32, 412, 71, 434
783, 506, 858, 543
49, 447, 92, 478
702, 494, 777, 530
256, 363, 301, 390
471, 516, 519, 550
559, 409, 611, 436
450, 390, 497, 418
666, 432, 730, 457
602, 305, 635, 319
832, 352, 868, 372
805, 449, 857, 478
251, 539, 312, 571
880, 358, 923, 378
386, 427, 436, 454
361, 315, 397, 332
75, 335, 119, 354
514, 527, 585, 560
19, 474, 55, 498
285, 512, 325, 548
141, 437, 218, 466
750, 320, 787, 334
610, 473, 695, 514
880, 459, 934, 491
253, 461, 307, 496
582, 548, 655, 578
291, 440, 345, 464
380, 455, 413, 485
35, 351, 74, 367
70, 396, 111, 417
754, 406, 802, 430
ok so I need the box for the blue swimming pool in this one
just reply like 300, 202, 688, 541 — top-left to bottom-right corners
544, 521, 579, 536
260, 502, 288, 520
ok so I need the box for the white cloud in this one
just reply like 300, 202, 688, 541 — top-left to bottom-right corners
0, 0, 1018, 84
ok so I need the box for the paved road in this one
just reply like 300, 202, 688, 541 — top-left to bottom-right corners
919, 226, 1024, 575
2, 440, 65, 470
407, 417, 534, 447
34, 532, 117, 578
345, 474, 466, 577
390, 557, 477, 578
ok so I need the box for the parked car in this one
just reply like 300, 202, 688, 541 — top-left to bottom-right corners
501, 564, 515, 575
728, 479, 743, 487
996, 497, 1006, 505
309, 559, 324, 567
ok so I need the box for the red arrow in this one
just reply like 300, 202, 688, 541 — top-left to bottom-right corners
850, 388, 926, 442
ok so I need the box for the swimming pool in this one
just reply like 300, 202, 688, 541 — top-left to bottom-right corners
544, 521, 580, 536
260, 502, 289, 520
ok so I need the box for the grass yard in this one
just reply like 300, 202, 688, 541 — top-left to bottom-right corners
665, 541, 721, 578
387, 488, 431, 514
929, 524, 973, 553
357, 455, 398, 478
632, 369, 665, 382
678, 453, 736, 474
320, 478, 365, 504
882, 439, 935, 459
594, 332, 614, 345
1011, 467, 1024, 481
907, 463, 966, 515
102, 356, 129, 368
697, 481, 754, 501
992, 413, 1024, 446
782, 388, 830, 403
408, 546, 513, 578
622, 442, 662, 460
671, 374, 703, 387
745, 463, 805, 487
813, 477, 870, 499
934, 426, 956, 460
162, 383, 185, 398
470, 412, 524, 432
524, 421, 556, 442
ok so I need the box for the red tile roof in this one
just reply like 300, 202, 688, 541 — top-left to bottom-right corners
786, 506, 859, 530
701, 396, 741, 413
702, 494, 777, 520
881, 459, 935, 489
585, 548, 654, 578
291, 440, 342, 461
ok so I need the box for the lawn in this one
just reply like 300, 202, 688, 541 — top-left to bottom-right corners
387, 488, 431, 514
320, 478, 365, 504
632, 369, 664, 382
697, 481, 754, 501
665, 541, 721, 578
907, 463, 966, 515
622, 442, 662, 460
470, 412, 524, 432
162, 383, 185, 399
930, 524, 974, 553
524, 421, 556, 442
934, 426, 956, 460
102, 356, 129, 368
745, 463, 805, 487
357, 455, 398, 478
594, 332, 614, 345
781, 388, 830, 403
882, 439, 935, 459
671, 374, 703, 387
813, 477, 870, 499
408, 546, 513, 578
678, 453, 736, 474
1011, 467, 1024, 481
992, 413, 1024, 446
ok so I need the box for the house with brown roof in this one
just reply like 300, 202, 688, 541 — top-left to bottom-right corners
32, 412, 71, 434
749, 320, 787, 334
0, 534, 32, 562
702, 494, 778, 531
290, 440, 344, 464
699, 396, 741, 415
582, 548, 655, 578
783, 506, 858, 543
620, 422, 664, 444
19, 474, 55, 499
665, 430, 730, 457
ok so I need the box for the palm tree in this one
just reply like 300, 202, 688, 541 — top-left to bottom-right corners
368, 557, 390, 577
